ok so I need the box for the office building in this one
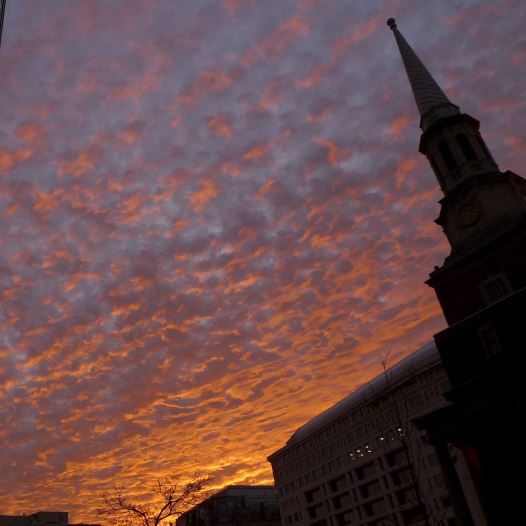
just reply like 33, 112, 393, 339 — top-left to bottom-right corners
176, 485, 282, 526
268, 343, 485, 526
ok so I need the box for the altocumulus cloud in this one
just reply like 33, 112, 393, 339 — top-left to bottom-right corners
0, 0, 525, 520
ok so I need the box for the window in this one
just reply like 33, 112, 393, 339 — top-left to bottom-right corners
402, 507, 424, 524
335, 510, 353, 526
478, 324, 502, 357
329, 475, 347, 493
387, 449, 407, 468
438, 141, 457, 171
355, 462, 376, 480
332, 492, 352, 510
360, 480, 381, 498
456, 133, 477, 161
480, 274, 510, 304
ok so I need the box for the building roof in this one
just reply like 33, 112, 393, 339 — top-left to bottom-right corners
208, 485, 276, 498
387, 18, 460, 130
283, 341, 440, 448
176, 485, 278, 522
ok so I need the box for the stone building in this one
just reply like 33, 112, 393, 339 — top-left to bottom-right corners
175, 485, 282, 526
268, 343, 483, 526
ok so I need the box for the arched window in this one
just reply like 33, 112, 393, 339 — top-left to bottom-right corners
456, 133, 477, 161
438, 141, 457, 171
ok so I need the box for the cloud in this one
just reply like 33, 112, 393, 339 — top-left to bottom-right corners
0, 0, 525, 520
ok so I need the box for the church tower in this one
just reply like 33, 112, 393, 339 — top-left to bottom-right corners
388, 18, 526, 525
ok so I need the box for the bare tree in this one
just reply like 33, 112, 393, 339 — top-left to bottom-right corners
97, 473, 210, 526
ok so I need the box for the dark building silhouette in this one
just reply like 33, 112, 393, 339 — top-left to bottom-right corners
0, 513, 99, 526
268, 343, 485, 526
387, 17, 526, 525
0, 514, 69, 526
175, 485, 282, 526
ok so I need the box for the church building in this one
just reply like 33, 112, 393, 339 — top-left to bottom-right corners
268, 18, 526, 526
387, 16, 526, 526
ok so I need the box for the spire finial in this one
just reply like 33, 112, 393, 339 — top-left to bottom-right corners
387, 18, 396, 30
387, 18, 460, 129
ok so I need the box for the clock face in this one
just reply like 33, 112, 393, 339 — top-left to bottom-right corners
456, 203, 481, 227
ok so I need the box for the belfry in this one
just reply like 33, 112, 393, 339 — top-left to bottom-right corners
389, 18, 526, 525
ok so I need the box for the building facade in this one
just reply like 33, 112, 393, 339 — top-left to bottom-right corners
0, 513, 68, 526
268, 343, 485, 526
175, 485, 282, 526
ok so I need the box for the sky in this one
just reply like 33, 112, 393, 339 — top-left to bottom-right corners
1, 0, 525, 520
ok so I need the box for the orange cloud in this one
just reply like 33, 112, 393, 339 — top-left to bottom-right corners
57, 152, 95, 178
505, 135, 523, 152
0, 149, 32, 171
208, 114, 232, 138
243, 144, 268, 162
188, 179, 219, 211
331, 15, 381, 56
33, 190, 63, 212
315, 137, 351, 167
307, 105, 333, 123
222, 0, 255, 16
16, 122, 42, 143
219, 161, 241, 177
242, 16, 309, 66
180, 69, 233, 106
395, 157, 420, 189
387, 114, 410, 138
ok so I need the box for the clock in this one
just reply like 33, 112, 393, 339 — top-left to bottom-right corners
456, 203, 481, 227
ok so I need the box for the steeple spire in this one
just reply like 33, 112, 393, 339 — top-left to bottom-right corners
387, 18, 460, 130
386, 17, 512, 255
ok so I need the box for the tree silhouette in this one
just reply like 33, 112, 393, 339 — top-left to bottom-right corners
97, 474, 209, 526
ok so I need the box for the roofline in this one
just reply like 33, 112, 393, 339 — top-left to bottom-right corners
177, 485, 277, 518
268, 342, 440, 460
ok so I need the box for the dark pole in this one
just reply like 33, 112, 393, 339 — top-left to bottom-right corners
0, 0, 6, 48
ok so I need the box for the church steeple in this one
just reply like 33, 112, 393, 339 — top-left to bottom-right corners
387, 18, 459, 131
387, 19, 526, 526
387, 18, 526, 258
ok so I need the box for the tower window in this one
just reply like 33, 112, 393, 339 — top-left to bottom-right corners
438, 141, 457, 171
456, 133, 477, 161
479, 273, 511, 305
